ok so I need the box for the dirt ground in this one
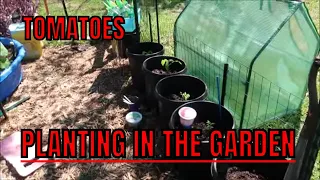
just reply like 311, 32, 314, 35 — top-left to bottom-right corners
0, 42, 176, 180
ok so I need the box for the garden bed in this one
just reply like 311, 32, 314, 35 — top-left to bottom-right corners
0, 43, 177, 179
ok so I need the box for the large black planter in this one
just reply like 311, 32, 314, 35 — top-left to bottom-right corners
127, 42, 164, 93
142, 55, 187, 108
169, 101, 235, 180
155, 75, 208, 127
211, 156, 289, 180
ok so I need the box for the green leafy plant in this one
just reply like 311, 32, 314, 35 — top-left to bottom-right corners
0, 42, 10, 71
0, 58, 10, 70
180, 92, 190, 100
142, 50, 153, 55
205, 120, 215, 130
161, 59, 182, 72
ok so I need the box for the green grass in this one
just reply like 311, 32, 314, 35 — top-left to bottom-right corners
37, 0, 319, 179
312, 151, 320, 180
139, 8, 180, 55
38, 0, 106, 46
305, 0, 320, 33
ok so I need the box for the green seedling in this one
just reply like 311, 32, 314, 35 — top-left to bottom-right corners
142, 50, 153, 55
180, 92, 190, 100
205, 120, 215, 130
161, 59, 182, 72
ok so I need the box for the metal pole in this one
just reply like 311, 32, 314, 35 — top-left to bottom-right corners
221, 64, 229, 106
133, 0, 140, 36
61, 0, 76, 46
43, 0, 50, 15
61, 0, 68, 17
155, 0, 160, 44
148, 12, 153, 42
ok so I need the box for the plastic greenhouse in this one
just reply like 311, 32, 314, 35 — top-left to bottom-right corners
174, 0, 320, 129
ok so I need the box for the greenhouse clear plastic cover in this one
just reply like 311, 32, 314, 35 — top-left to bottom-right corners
174, 0, 319, 128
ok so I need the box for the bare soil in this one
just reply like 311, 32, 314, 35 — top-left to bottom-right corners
192, 122, 210, 141
173, 122, 211, 141
168, 94, 184, 101
0, 42, 177, 180
226, 167, 265, 180
152, 69, 175, 75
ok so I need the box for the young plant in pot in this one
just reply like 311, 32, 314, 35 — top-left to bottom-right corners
155, 74, 208, 127
168, 100, 235, 179
142, 55, 187, 108
211, 155, 290, 180
126, 42, 164, 94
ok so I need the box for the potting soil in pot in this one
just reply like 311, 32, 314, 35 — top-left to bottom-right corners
168, 93, 184, 100
213, 157, 289, 180
152, 58, 181, 75
191, 121, 214, 141
151, 67, 177, 75
143, 56, 187, 108
173, 120, 214, 141
225, 166, 265, 180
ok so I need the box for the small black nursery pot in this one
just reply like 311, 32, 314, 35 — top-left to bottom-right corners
211, 156, 289, 180
142, 55, 187, 108
155, 74, 208, 127
127, 42, 164, 93
169, 101, 235, 179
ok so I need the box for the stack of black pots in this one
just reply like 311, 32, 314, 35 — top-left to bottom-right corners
127, 42, 254, 179
127, 41, 209, 126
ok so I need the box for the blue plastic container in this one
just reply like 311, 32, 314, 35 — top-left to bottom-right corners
0, 37, 26, 102
110, 8, 141, 33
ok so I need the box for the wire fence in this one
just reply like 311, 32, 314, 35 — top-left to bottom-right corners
139, 0, 305, 133
174, 26, 305, 131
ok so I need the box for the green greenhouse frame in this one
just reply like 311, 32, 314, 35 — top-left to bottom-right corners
174, 0, 320, 129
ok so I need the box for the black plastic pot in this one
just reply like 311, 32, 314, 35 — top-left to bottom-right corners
169, 101, 235, 179
211, 156, 289, 180
155, 75, 208, 127
118, 33, 141, 58
142, 55, 187, 108
127, 42, 164, 93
